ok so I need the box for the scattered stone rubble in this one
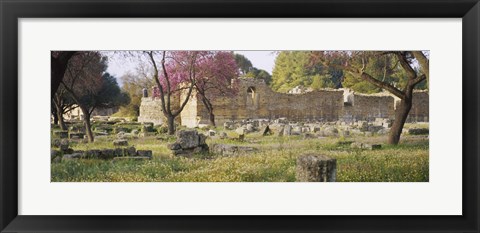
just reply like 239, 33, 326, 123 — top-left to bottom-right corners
210, 144, 257, 156
221, 117, 397, 139
350, 142, 382, 150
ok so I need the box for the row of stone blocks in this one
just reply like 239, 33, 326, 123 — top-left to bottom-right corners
52, 146, 153, 162
53, 130, 85, 139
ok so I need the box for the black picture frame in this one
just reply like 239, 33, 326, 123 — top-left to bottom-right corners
1, 0, 479, 232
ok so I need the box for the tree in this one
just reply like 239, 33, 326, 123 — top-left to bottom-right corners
234, 54, 253, 75
272, 51, 343, 93
243, 67, 272, 85
51, 85, 76, 130
51, 51, 78, 98
312, 51, 428, 145
235, 53, 272, 84
115, 71, 154, 118
61, 52, 129, 142
193, 51, 239, 126
341, 55, 392, 93
145, 51, 203, 135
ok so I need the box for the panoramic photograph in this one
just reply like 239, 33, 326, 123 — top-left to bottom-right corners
50, 50, 429, 182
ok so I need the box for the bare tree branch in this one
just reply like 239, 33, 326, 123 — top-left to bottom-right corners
147, 51, 168, 114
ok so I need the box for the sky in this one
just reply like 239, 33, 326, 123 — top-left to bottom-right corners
106, 51, 277, 85
234, 51, 276, 74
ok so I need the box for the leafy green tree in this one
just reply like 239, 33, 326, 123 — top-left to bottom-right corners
271, 51, 343, 93
341, 52, 427, 93
312, 51, 428, 145
114, 72, 153, 118
310, 74, 335, 90
234, 53, 272, 84
234, 54, 253, 75
244, 67, 272, 84
61, 52, 129, 142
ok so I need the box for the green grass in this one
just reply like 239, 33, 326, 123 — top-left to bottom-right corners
51, 130, 429, 182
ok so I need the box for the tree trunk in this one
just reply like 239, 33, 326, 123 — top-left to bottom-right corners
56, 106, 67, 131
52, 114, 59, 125
83, 113, 94, 142
167, 115, 176, 135
388, 96, 412, 145
51, 51, 77, 99
52, 107, 59, 125
200, 96, 216, 127
209, 110, 216, 127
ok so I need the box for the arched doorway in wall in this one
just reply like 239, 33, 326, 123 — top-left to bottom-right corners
246, 86, 258, 110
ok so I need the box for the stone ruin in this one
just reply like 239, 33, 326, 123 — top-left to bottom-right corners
168, 130, 209, 156
167, 129, 258, 157
210, 144, 257, 157
138, 78, 429, 128
296, 154, 337, 182
51, 138, 153, 163
215, 115, 395, 139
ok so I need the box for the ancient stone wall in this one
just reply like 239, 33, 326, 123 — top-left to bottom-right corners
138, 97, 166, 125
188, 78, 344, 127
396, 90, 429, 122
138, 94, 182, 126
138, 78, 429, 127
342, 93, 396, 122
180, 91, 200, 128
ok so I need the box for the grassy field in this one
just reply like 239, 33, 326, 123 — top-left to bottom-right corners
51, 127, 429, 182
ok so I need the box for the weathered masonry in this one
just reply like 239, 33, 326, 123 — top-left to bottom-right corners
139, 78, 429, 127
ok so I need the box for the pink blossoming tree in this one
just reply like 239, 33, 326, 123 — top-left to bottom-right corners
193, 51, 239, 126
146, 51, 238, 134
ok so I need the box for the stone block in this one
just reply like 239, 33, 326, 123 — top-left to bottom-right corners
262, 125, 272, 136
114, 148, 123, 157
53, 130, 68, 138
83, 149, 101, 159
351, 142, 381, 150
137, 150, 153, 158
296, 154, 337, 182
208, 130, 216, 136
113, 156, 151, 161
284, 125, 292, 136
100, 149, 115, 159
323, 126, 339, 136
168, 142, 181, 150
113, 139, 128, 146
63, 152, 83, 160
51, 150, 61, 160
367, 144, 382, 150
350, 142, 364, 149
211, 144, 256, 156
235, 127, 246, 135
69, 132, 85, 139
246, 124, 254, 132
277, 127, 285, 137
131, 129, 139, 135
377, 128, 389, 135
408, 128, 429, 135
177, 130, 201, 149
303, 133, 316, 139
123, 146, 136, 156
